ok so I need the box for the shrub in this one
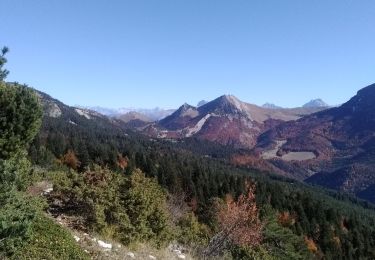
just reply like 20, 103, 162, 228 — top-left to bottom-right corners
118, 169, 172, 247
51, 167, 173, 248
177, 212, 210, 247
11, 214, 89, 259
204, 183, 263, 257
0, 192, 37, 257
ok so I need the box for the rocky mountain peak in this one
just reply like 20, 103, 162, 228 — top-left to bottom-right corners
199, 94, 245, 115
180, 102, 194, 109
303, 99, 329, 108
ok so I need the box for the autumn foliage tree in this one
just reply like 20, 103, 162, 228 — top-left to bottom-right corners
116, 153, 128, 170
60, 149, 80, 170
204, 183, 263, 257
277, 211, 296, 227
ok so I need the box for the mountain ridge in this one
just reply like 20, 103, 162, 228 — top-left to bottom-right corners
257, 83, 375, 202
146, 94, 327, 148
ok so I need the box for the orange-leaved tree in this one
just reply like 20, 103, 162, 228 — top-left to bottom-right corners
60, 149, 81, 170
204, 182, 263, 257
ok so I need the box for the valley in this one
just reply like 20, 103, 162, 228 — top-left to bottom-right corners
2, 75, 375, 259
99, 84, 375, 205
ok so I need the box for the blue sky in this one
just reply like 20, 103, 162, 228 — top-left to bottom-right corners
2, 0, 375, 108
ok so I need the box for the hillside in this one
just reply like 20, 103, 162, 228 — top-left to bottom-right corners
257, 83, 375, 202
23, 87, 375, 259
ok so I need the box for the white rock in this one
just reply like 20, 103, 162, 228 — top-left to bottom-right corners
48, 103, 62, 118
173, 249, 182, 255
43, 187, 53, 194
126, 252, 135, 258
177, 254, 186, 259
73, 235, 80, 242
75, 108, 91, 119
185, 113, 211, 137
97, 240, 112, 249
148, 255, 156, 259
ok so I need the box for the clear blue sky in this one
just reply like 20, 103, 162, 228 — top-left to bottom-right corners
2, 0, 375, 108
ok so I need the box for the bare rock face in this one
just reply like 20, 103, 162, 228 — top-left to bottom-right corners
36, 91, 62, 118
47, 103, 62, 118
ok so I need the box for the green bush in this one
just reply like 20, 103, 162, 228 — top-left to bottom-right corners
51, 167, 173, 248
118, 169, 172, 247
11, 214, 89, 260
177, 212, 210, 247
0, 192, 37, 257
261, 214, 313, 260
230, 245, 274, 260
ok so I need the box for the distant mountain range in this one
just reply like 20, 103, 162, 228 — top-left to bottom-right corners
262, 99, 329, 109
34, 84, 375, 204
87, 98, 329, 124
83, 106, 175, 121
142, 95, 326, 148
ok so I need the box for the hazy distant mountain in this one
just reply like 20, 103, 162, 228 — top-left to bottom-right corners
117, 107, 175, 121
303, 98, 329, 108
197, 100, 208, 107
86, 106, 175, 121
262, 103, 283, 109
117, 111, 152, 123
116, 111, 153, 128
83, 106, 118, 116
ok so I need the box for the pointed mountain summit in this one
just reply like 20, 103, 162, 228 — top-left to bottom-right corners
159, 103, 198, 130
303, 98, 329, 108
199, 95, 247, 116
169, 103, 198, 118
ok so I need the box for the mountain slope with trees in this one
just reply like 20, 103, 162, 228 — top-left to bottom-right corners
28, 87, 375, 259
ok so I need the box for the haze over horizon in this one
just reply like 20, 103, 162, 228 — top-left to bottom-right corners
2, 0, 375, 108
